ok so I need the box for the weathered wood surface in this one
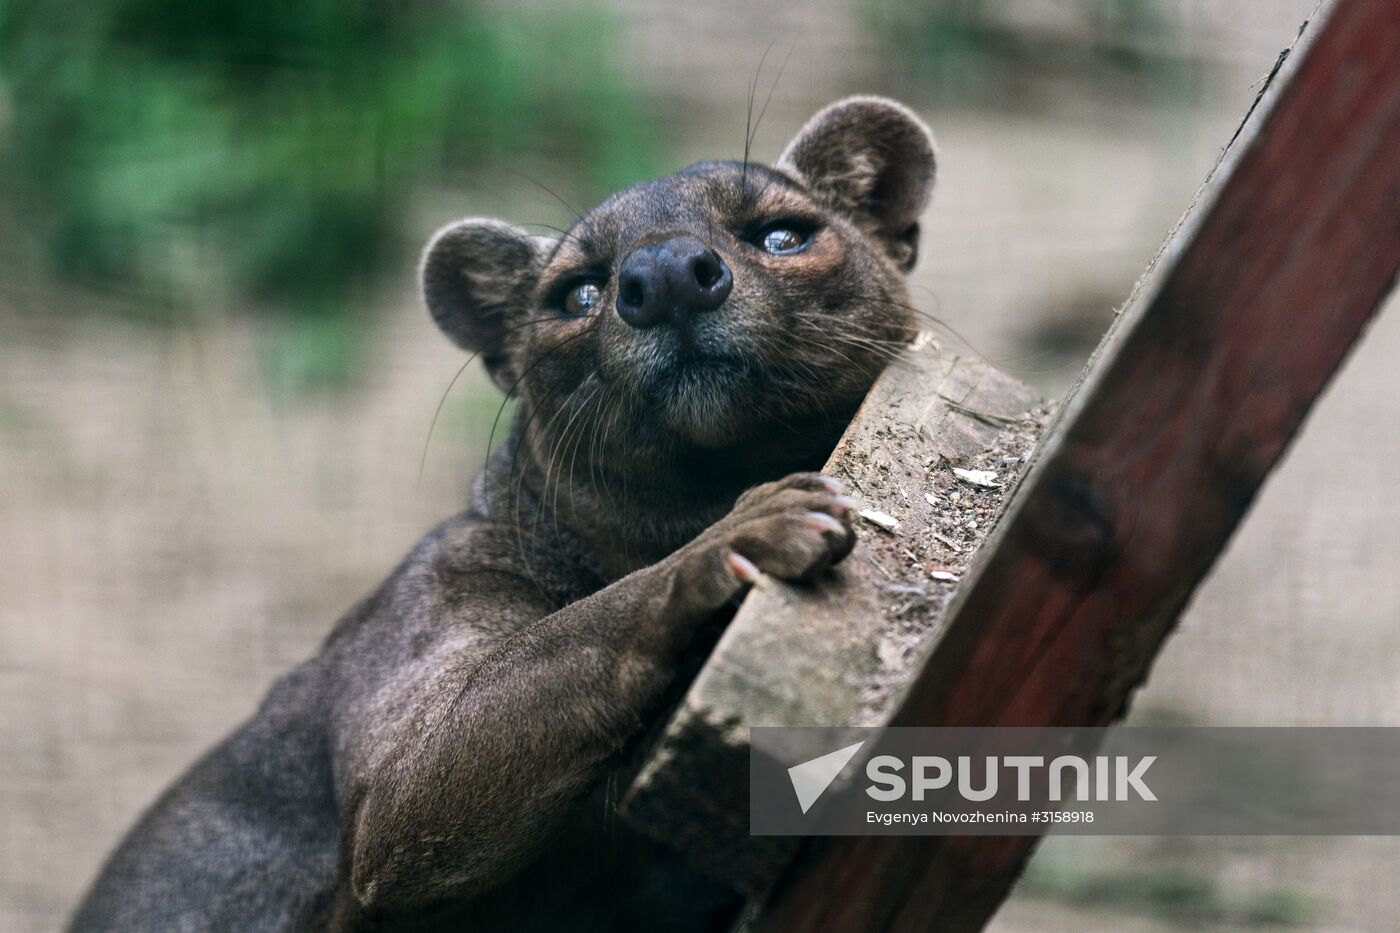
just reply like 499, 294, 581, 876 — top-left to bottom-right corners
752, 1, 1400, 930
619, 334, 1049, 894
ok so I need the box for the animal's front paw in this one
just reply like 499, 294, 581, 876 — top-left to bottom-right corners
671, 473, 857, 615
718, 473, 857, 584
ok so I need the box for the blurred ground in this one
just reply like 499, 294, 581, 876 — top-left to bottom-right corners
5, 1, 1399, 931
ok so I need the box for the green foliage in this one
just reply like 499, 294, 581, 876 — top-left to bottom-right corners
0, 0, 660, 340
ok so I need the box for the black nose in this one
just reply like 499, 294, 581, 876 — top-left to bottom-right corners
615, 235, 732, 329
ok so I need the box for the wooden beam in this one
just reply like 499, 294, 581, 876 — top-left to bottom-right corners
752, 0, 1400, 929
620, 336, 1048, 894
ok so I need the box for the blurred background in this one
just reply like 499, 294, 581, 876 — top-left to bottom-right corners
3, 0, 1398, 930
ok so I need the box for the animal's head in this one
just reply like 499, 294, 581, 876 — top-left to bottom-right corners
422, 96, 935, 492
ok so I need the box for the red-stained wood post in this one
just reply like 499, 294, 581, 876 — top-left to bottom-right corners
751, 0, 1400, 929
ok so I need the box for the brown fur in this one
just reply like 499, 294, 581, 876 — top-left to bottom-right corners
70, 97, 937, 932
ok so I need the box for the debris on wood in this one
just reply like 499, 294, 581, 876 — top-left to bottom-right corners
938, 394, 1034, 427
931, 532, 962, 551
838, 465, 867, 495
877, 640, 905, 667
952, 467, 1000, 488
858, 509, 900, 532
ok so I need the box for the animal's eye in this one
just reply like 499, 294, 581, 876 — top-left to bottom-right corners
760, 227, 807, 255
560, 281, 602, 317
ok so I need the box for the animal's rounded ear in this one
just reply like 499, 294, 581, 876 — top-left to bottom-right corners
777, 97, 936, 272
421, 219, 545, 380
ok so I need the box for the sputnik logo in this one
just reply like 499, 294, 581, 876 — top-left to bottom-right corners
787, 741, 866, 814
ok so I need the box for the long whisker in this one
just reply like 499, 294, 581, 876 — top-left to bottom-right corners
786, 320, 871, 368
417, 315, 565, 487
535, 377, 603, 554
747, 37, 797, 160
518, 222, 572, 237
799, 295, 1073, 375
790, 313, 912, 351
507, 363, 591, 595
591, 383, 625, 510
483, 327, 592, 501
742, 39, 777, 193
847, 292, 985, 354
510, 366, 583, 521
510, 170, 583, 224
586, 382, 620, 512
558, 380, 606, 543
857, 293, 1073, 374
